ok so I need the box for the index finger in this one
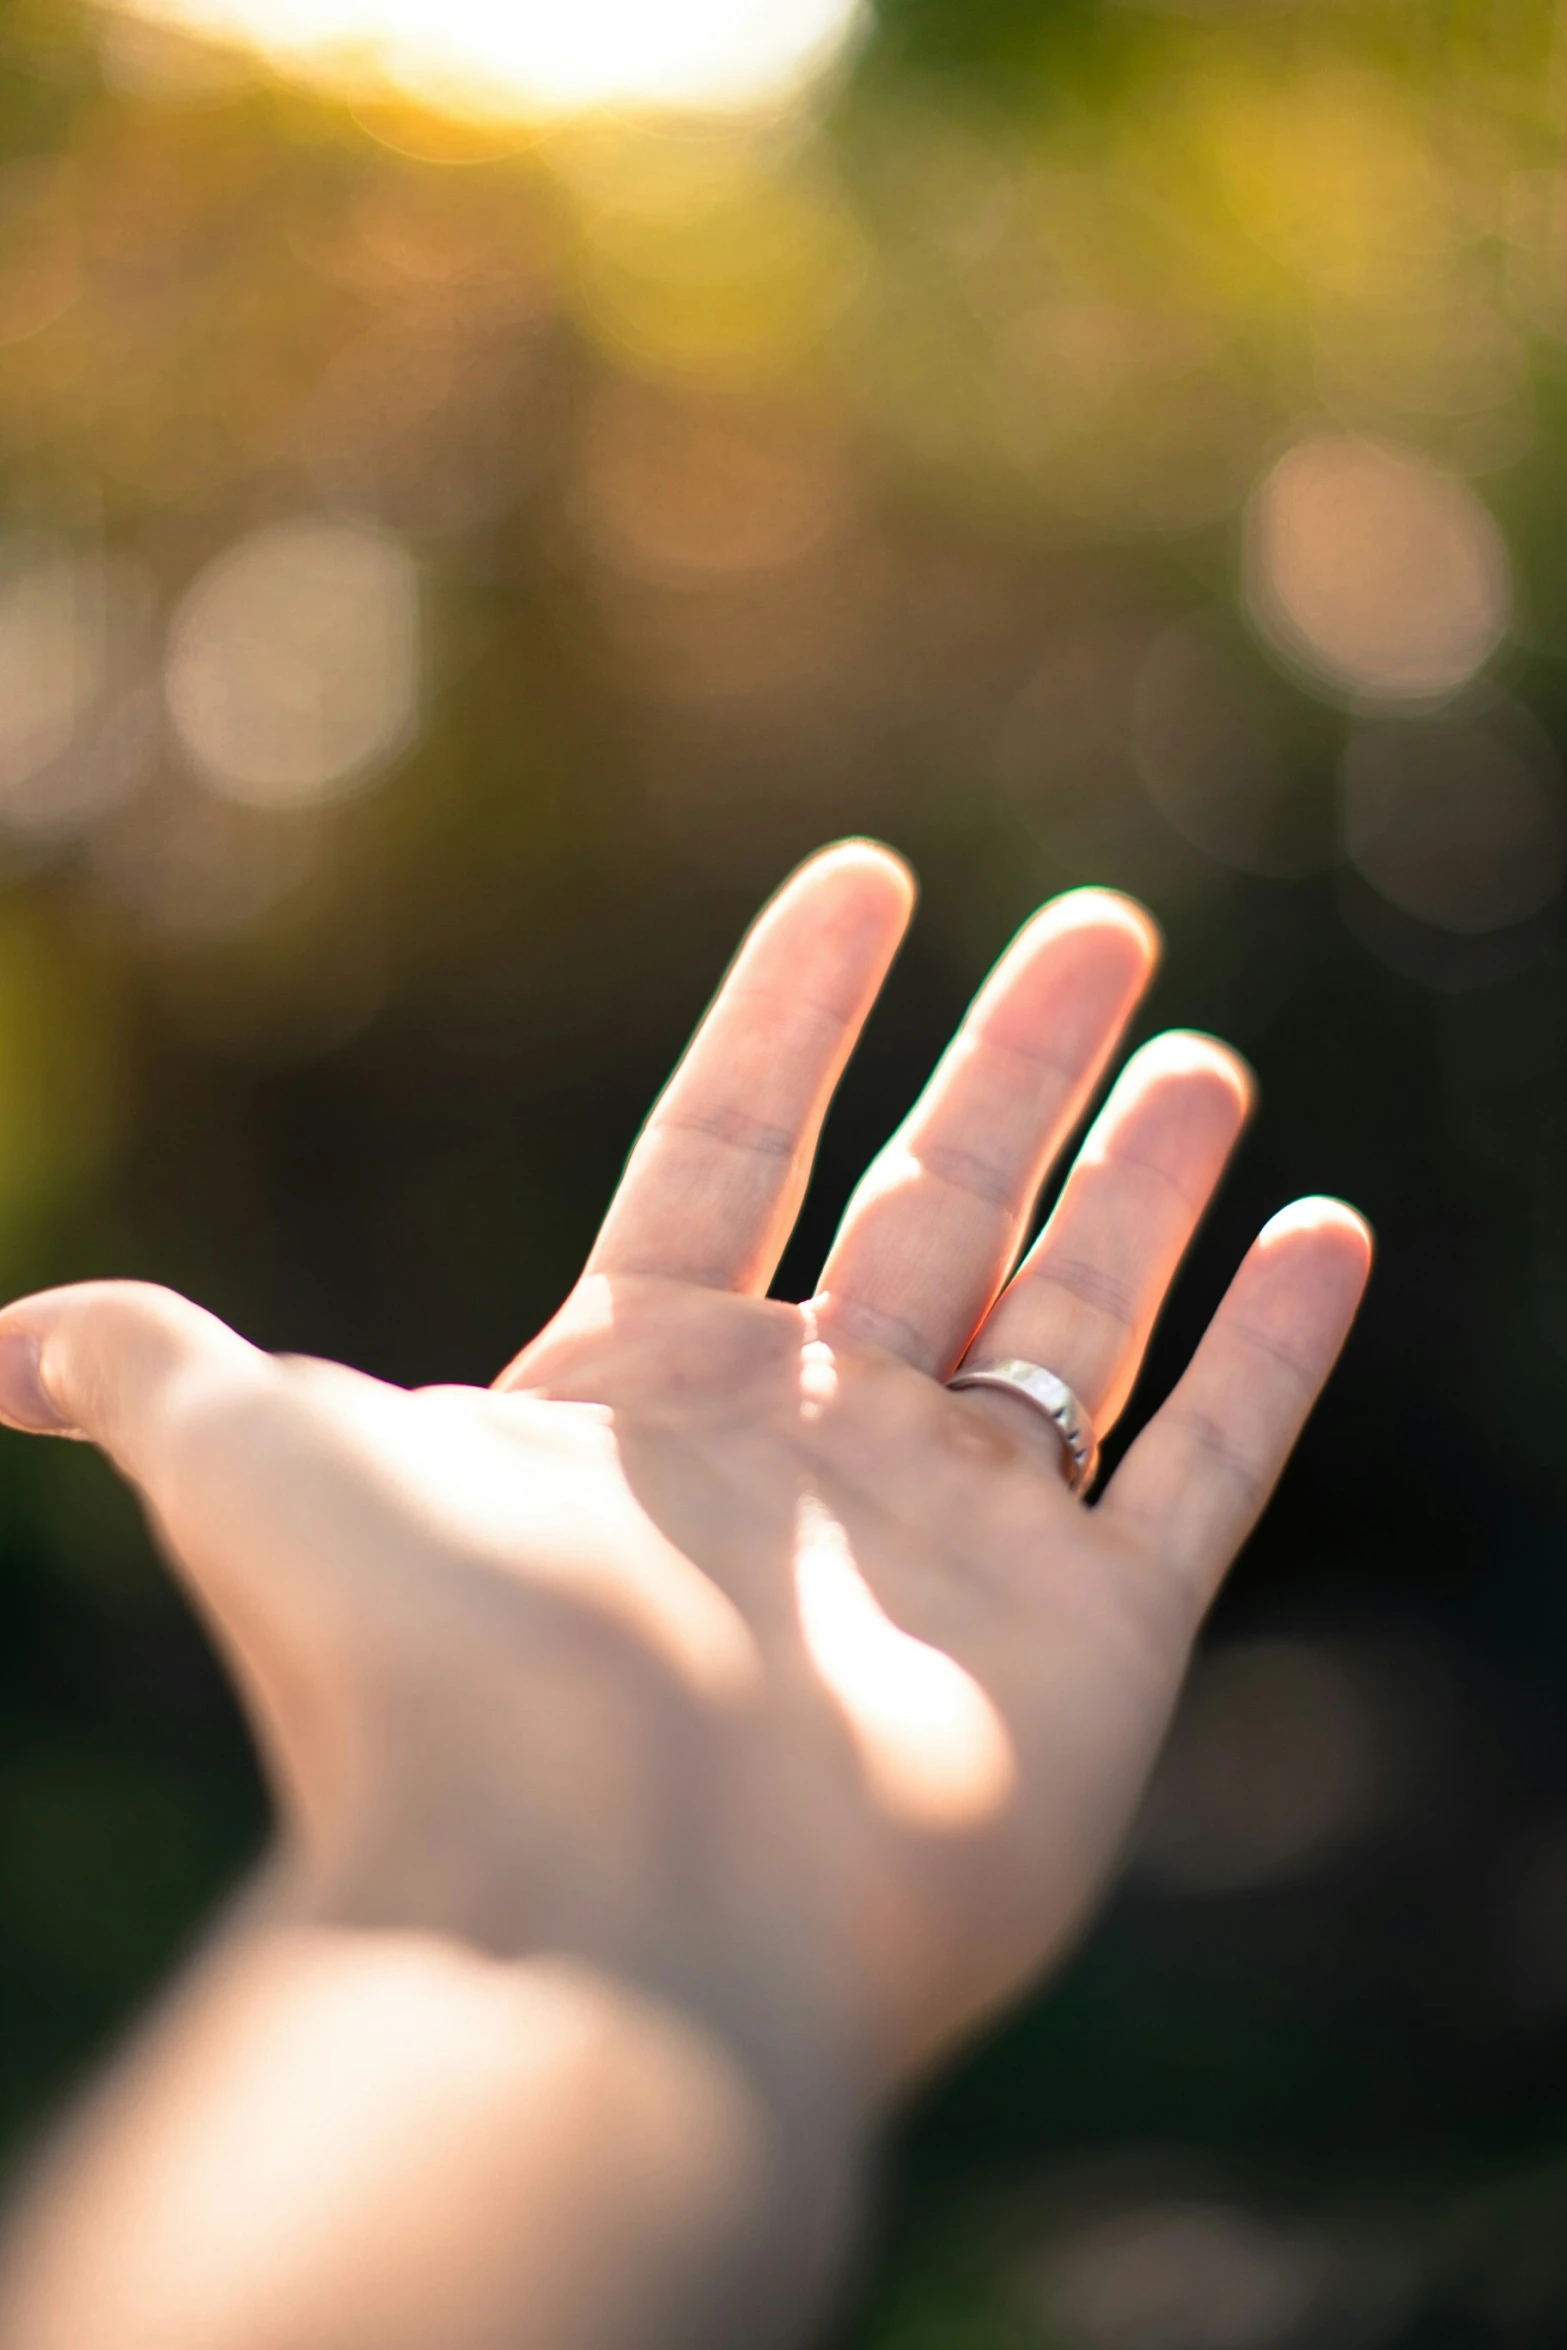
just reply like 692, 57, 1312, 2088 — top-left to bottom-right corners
577, 841, 915, 1297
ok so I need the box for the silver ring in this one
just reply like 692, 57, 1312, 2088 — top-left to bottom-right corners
945, 1357, 1099, 1495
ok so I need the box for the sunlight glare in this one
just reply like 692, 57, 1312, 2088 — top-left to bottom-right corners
109, 0, 866, 117
793, 1495, 1014, 1831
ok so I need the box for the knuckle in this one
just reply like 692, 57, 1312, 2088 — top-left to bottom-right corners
1033, 1252, 1140, 1335
981, 1029, 1085, 1088
914, 1141, 1018, 1215
1105, 1145, 1203, 1215
1230, 1318, 1317, 1390
1165, 1405, 1266, 1510
651, 1103, 798, 1161
819, 1286, 931, 1364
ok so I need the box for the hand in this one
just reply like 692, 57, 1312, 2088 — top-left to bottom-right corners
0, 844, 1369, 2350
0, 842, 1368, 2085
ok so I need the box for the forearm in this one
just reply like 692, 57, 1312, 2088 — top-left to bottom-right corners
0, 1867, 864, 2350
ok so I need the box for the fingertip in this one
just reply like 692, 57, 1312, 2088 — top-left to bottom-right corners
789, 838, 918, 920
1256, 1197, 1375, 1321
833, 836, 919, 904
1260, 1194, 1375, 1258
1034, 885, 1163, 966
988, 887, 1161, 1010
1121, 1027, 1257, 1113
972, 885, 1160, 1068
755, 843, 918, 989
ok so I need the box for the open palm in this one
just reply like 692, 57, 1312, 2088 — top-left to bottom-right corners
0, 841, 1369, 2093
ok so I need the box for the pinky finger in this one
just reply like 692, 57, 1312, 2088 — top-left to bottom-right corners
1097, 1197, 1372, 1608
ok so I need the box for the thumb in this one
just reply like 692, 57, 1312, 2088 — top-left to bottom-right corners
0, 1280, 269, 1481
0, 1281, 355, 1839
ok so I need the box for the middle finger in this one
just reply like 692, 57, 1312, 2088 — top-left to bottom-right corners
811, 889, 1158, 1373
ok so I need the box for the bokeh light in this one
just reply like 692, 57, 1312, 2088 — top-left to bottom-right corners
1134, 1640, 1389, 1895
999, 628, 1156, 885
108, 0, 865, 116
300, 331, 533, 539
0, 540, 156, 842
1245, 435, 1511, 705
0, 163, 82, 352
1029, 2201, 1328, 2350
90, 778, 321, 938
164, 519, 421, 809
1342, 705, 1564, 936
577, 380, 853, 583
572, 144, 867, 386
1132, 620, 1335, 878
0, 546, 111, 817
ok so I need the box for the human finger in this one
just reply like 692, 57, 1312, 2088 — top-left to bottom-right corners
0, 1279, 308, 1673
1096, 1198, 1372, 1605
810, 890, 1158, 1373
0, 1279, 269, 1465
0, 1281, 485, 1772
578, 841, 914, 1298
950, 1034, 1251, 1466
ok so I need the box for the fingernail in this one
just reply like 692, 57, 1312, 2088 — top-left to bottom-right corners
0, 1332, 75, 1434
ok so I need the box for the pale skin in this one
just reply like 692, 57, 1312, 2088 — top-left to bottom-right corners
0, 842, 1370, 2350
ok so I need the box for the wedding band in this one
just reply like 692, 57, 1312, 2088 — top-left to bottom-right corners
945, 1357, 1100, 1495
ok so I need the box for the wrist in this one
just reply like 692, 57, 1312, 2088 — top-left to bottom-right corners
273, 1761, 881, 2107
3, 1859, 870, 2350
259, 1843, 872, 2349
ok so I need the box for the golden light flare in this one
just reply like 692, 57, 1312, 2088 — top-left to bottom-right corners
104, 0, 866, 119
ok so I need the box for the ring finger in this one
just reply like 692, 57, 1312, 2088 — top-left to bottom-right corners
951, 1031, 1252, 1462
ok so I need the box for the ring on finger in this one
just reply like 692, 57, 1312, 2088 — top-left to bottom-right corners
945, 1357, 1100, 1496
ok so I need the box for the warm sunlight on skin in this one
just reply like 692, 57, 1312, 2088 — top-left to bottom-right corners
314, 1372, 763, 1705
797, 1308, 839, 1420
792, 1495, 1016, 1832
111, 0, 866, 116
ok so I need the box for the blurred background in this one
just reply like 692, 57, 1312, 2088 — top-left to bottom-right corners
0, 0, 1564, 2341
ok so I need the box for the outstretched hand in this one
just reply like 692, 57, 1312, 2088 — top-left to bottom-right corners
0, 844, 1369, 2350
0, 843, 1367, 2087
